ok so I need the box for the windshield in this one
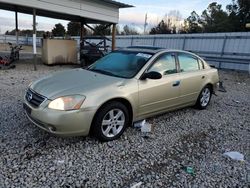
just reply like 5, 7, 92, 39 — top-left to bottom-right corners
88, 51, 152, 78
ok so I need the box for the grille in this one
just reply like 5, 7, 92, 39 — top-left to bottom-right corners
25, 89, 46, 107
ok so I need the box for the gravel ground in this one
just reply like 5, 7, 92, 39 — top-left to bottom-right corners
0, 60, 249, 188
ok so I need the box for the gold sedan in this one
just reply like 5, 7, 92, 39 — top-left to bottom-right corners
23, 47, 219, 141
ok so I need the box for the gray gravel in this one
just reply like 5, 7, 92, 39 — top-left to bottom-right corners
0, 60, 250, 188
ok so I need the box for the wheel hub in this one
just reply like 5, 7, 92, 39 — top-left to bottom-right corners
101, 109, 125, 138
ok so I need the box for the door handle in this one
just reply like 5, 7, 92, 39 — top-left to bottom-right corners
172, 80, 180, 87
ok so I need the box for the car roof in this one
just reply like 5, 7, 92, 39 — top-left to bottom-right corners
117, 46, 200, 56
118, 46, 164, 54
127, 46, 164, 51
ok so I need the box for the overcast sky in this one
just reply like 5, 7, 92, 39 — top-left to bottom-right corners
0, 0, 230, 34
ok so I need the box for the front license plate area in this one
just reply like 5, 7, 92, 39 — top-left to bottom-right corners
23, 103, 32, 115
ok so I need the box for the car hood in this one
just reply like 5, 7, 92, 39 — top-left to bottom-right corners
30, 68, 125, 99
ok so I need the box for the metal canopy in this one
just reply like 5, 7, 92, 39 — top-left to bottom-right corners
102, 0, 133, 8
0, 0, 133, 24
0, 0, 133, 70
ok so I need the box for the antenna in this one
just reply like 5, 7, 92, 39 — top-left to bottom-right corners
144, 13, 148, 34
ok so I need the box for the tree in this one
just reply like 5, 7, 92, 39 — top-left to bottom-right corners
5, 30, 15, 35
226, 0, 241, 32
52, 23, 66, 37
121, 25, 139, 35
226, 0, 238, 14
165, 10, 182, 32
182, 0, 249, 33
116, 25, 121, 35
5, 29, 46, 37
200, 2, 231, 33
93, 24, 111, 35
179, 20, 189, 33
225, 0, 250, 31
236, 0, 250, 30
67, 22, 80, 36
172, 25, 177, 34
186, 11, 203, 33
149, 20, 171, 34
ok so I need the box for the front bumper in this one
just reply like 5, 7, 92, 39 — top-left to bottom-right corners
23, 99, 97, 137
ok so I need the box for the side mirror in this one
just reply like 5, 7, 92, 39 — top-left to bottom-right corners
141, 71, 162, 80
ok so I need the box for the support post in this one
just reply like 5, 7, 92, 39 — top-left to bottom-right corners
15, 10, 19, 45
33, 9, 37, 71
153, 36, 156, 47
112, 24, 116, 51
80, 21, 85, 66
80, 21, 84, 41
219, 35, 227, 69
182, 36, 186, 50
221, 35, 227, 57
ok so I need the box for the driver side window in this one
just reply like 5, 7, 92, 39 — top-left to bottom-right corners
148, 53, 177, 75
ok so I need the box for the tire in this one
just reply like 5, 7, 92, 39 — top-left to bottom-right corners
92, 101, 129, 141
196, 85, 212, 110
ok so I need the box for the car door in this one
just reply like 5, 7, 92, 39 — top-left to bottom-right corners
138, 53, 181, 117
177, 52, 206, 104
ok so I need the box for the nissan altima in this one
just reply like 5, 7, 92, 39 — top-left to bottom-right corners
23, 46, 219, 141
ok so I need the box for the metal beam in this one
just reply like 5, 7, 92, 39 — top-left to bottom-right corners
80, 21, 84, 41
15, 10, 18, 45
84, 23, 111, 41
33, 8, 37, 71
80, 21, 84, 66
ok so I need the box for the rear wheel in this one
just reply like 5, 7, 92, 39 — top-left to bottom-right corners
92, 102, 129, 141
196, 86, 212, 109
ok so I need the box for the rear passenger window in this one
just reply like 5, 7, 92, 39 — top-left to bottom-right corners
178, 53, 199, 72
148, 53, 177, 75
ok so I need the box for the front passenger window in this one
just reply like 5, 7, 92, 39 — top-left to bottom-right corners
148, 54, 177, 75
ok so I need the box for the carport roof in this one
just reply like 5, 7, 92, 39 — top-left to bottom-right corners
0, 0, 133, 24
100, 0, 133, 8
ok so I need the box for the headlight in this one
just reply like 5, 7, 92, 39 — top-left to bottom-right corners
48, 95, 86, 111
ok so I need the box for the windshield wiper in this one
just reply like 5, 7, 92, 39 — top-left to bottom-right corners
90, 69, 116, 77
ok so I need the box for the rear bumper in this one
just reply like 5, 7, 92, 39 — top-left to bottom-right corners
23, 100, 97, 137
213, 82, 220, 94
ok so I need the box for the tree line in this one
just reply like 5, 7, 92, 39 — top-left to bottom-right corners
4, 0, 250, 36
150, 0, 250, 34
183, 0, 250, 33
5, 23, 139, 37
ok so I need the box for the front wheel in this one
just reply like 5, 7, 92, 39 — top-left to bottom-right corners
92, 102, 129, 141
196, 86, 212, 109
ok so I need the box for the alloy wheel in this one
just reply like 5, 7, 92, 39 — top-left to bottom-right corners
101, 109, 125, 138
200, 88, 211, 107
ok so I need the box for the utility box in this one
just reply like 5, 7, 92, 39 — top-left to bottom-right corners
42, 39, 77, 65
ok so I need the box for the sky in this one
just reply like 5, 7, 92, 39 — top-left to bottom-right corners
0, 0, 230, 34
